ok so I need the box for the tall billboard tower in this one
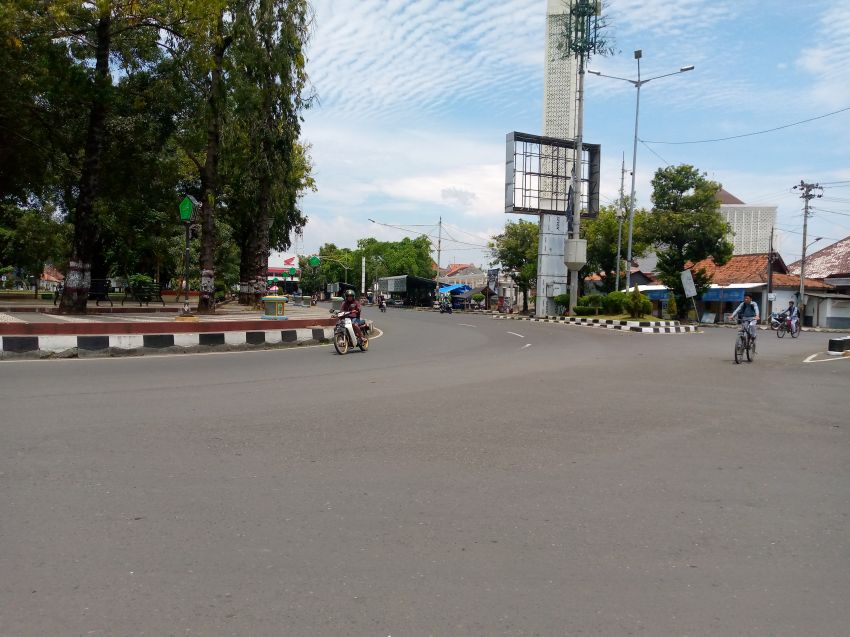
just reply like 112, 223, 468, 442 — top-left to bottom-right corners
537, 0, 578, 317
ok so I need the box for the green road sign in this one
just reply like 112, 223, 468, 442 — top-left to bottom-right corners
179, 196, 194, 222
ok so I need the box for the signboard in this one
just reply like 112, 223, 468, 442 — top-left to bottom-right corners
680, 269, 697, 298
487, 268, 500, 290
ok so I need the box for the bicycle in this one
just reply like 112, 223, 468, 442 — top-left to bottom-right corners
776, 314, 800, 338
734, 318, 757, 364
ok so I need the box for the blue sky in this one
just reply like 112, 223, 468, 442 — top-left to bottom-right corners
286, 0, 850, 270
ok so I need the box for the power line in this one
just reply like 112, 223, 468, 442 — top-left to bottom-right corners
643, 105, 850, 145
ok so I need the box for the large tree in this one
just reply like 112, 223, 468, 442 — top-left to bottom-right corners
647, 164, 733, 317
582, 204, 650, 293
489, 219, 538, 313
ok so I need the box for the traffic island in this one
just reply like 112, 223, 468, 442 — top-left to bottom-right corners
0, 317, 334, 360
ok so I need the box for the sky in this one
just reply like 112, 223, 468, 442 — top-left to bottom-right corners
280, 0, 850, 271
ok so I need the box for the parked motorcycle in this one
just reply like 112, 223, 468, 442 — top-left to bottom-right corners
769, 311, 785, 330
331, 309, 369, 354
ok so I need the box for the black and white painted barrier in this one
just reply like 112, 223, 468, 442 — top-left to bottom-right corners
827, 336, 850, 356
493, 315, 699, 333
0, 327, 334, 359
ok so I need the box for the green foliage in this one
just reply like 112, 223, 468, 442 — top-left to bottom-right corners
553, 293, 570, 315
128, 273, 155, 288
625, 286, 652, 318
472, 293, 485, 302
490, 220, 538, 312
665, 291, 678, 318
579, 294, 603, 308
646, 165, 733, 317
582, 205, 650, 292
573, 306, 596, 316
601, 290, 628, 315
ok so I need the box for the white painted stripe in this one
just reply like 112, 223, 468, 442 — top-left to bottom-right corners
458, 323, 476, 327
38, 336, 78, 352
265, 330, 282, 344
224, 331, 245, 345
520, 343, 532, 350
110, 334, 144, 349
295, 329, 313, 342
507, 331, 525, 338
173, 333, 200, 348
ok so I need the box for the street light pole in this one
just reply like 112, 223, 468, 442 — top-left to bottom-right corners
589, 52, 694, 290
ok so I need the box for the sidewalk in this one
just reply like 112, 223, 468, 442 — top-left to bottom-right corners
0, 300, 336, 359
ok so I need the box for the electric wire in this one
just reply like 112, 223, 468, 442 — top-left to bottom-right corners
642, 105, 850, 145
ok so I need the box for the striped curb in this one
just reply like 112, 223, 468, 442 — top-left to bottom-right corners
492, 315, 699, 333
827, 336, 850, 356
0, 327, 334, 359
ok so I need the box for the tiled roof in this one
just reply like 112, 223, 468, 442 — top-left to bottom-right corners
716, 188, 745, 204
691, 253, 831, 289
788, 235, 850, 278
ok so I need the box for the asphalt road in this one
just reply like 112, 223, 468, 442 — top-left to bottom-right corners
1, 308, 847, 636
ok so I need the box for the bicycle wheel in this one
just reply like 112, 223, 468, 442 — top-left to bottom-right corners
777, 324, 786, 338
746, 337, 755, 362
734, 335, 744, 364
791, 323, 800, 338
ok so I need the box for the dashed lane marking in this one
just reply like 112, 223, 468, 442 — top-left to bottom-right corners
507, 331, 525, 338
457, 323, 476, 328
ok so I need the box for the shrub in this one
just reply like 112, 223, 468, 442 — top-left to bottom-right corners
128, 273, 154, 289
573, 305, 596, 316
553, 293, 570, 314
602, 290, 628, 315
625, 286, 652, 318
666, 292, 677, 318
579, 294, 603, 308
471, 293, 485, 302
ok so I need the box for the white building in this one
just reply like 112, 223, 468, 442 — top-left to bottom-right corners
717, 189, 776, 255
535, 0, 578, 317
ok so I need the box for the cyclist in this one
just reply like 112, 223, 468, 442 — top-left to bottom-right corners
786, 300, 800, 334
730, 293, 760, 344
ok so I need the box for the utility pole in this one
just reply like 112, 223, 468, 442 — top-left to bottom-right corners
436, 216, 442, 302
615, 153, 626, 291
766, 226, 774, 319
793, 180, 822, 324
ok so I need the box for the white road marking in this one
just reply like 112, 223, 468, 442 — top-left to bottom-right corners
458, 323, 476, 328
507, 331, 525, 338
520, 343, 532, 350
804, 352, 850, 364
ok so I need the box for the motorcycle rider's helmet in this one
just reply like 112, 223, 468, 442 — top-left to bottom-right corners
344, 289, 355, 300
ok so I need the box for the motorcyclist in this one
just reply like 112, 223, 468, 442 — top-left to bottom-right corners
340, 289, 365, 344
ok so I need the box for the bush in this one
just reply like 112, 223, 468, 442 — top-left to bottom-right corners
579, 294, 603, 308
602, 290, 628, 315
128, 273, 154, 289
471, 293, 485, 303
625, 286, 652, 318
553, 293, 570, 314
573, 305, 596, 316
666, 292, 678, 318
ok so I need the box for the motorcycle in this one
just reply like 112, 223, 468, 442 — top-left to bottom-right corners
769, 311, 785, 330
379, 299, 387, 313
331, 309, 369, 354
439, 301, 452, 314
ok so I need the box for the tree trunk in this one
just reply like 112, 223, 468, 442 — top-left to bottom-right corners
60, 12, 111, 314
197, 13, 228, 314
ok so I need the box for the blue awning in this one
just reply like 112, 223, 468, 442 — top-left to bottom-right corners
644, 289, 669, 300
702, 287, 746, 302
439, 284, 470, 294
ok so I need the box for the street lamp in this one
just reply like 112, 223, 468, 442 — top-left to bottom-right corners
589, 50, 694, 290
614, 206, 625, 290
